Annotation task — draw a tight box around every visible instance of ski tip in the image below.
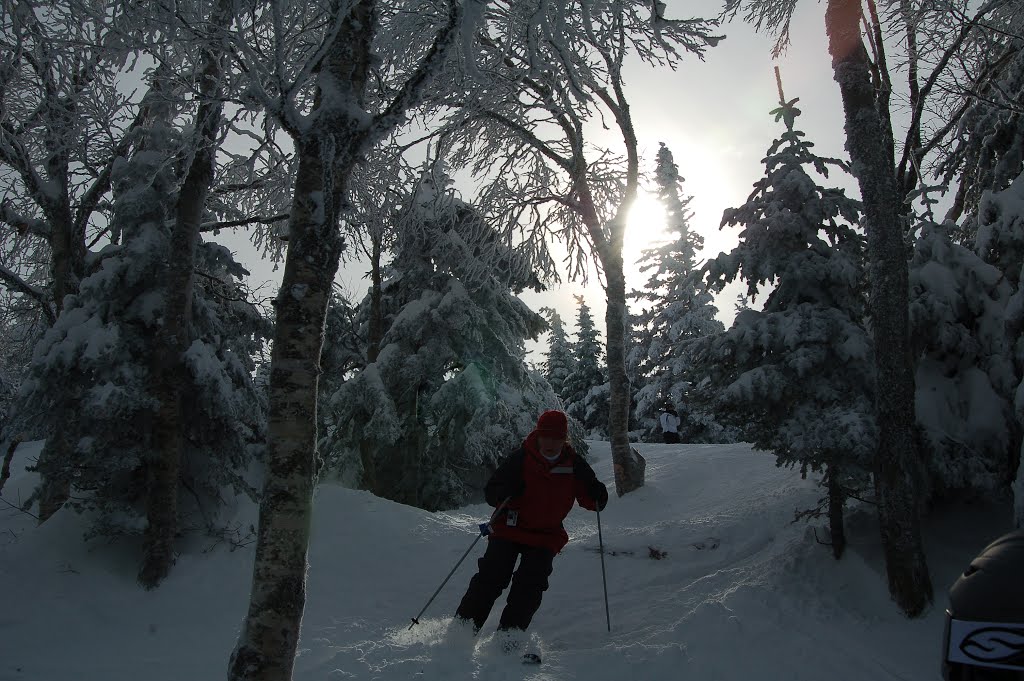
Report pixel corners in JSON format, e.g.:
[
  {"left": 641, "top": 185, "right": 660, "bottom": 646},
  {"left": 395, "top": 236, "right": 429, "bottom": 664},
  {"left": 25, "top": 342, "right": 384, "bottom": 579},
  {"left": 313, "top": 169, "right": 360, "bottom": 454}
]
[{"left": 522, "top": 653, "right": 542, "bottom": 665}]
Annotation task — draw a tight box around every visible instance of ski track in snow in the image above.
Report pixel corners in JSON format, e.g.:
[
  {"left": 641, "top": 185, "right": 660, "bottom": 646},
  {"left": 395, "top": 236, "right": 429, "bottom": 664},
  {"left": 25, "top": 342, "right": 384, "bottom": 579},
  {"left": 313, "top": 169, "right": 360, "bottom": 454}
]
[{"left": 0, "top": 440, "right": 1012, "bottom": 681}]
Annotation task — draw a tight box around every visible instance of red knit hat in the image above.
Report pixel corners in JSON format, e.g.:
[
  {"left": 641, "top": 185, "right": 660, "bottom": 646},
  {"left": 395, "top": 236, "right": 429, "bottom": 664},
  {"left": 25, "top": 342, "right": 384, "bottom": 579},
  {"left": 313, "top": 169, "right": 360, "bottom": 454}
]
[{"left": 535, "top": 410, "right": 568, "bottom": 438}]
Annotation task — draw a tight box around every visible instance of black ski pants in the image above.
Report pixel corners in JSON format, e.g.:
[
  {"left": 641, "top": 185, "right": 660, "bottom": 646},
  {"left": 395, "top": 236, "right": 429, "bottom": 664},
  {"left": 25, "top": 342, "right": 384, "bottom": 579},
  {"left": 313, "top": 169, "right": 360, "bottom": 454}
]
[{"left": 455, "top": 536, "right": 555, "bottom": 632}]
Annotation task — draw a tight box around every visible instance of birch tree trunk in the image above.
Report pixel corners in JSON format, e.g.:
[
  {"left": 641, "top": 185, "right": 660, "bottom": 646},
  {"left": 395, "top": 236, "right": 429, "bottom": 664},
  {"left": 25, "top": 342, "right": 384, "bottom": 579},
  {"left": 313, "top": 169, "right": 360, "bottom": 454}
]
[
  {"left": 139, "top": 0, "right": 232, "bottom": 589},
  {"left": 229, "top": 1, "right": 464, "bottom": 676},
  {"left": 228, "top": 131, "right": 348, "bottom": 681},
  {"left": 578, "top": 177, "right": 641, "bottom": 496},
  {"left": 825, "top": 0, "right": 932, "bottom": 617},
  {"left": 605, "top": 248, "right": 640, "bottom": 495}
]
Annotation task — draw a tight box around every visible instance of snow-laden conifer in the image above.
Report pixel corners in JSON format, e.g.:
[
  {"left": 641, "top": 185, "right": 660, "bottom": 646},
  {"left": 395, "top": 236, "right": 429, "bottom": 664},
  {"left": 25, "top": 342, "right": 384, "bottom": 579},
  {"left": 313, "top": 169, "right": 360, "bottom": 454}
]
[
  {"left": 973, "top": 171, "right": 1024, "bottom": 527},
  {"left": 13, "top": 118, "right": 269, "bottom": 539},
  {"left": 909, "top": 220, "right": 1016, "bottom": 499},
  {"left": 322, "top": 168, "right": 561, "bottom": 511},
  {"left": 541, "top": 307, "right": 576, "bottom": 405},
  {"left": 630, "top": 144, "right": 725, "bottom": 442},
  {"left": 688, "top": 98, "right": 870, "bottom": 557},
  {"left": 563, "top": 297, "right": 608, "bottom": 438},
  {"left": 435, "top": 0, "right": 720, "bottom": 495}
]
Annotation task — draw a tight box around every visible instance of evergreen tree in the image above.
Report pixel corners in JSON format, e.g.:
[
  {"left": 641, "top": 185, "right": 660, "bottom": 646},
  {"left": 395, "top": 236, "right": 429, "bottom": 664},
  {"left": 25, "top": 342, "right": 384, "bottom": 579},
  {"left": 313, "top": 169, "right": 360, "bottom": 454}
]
[
  {"left": 909, "top": 220, "right": 1017, "bottom": 501},
  {"left": 541, "top": 307, "right": 576, "bottom": 405},
  {"left": 735, "top": 291, "right": 751, "bottom": 315},
  {"left": 0, "top": 296, "right": 45, "bottom": 437},
  {"left": 13, "top": 118, "right": 269, "bottom": 540},
  {"left": 974, "top": 171, "right": 1024, "bottom": 527},
  {"left": 563, "top": 296, "right": 608, "bottom": 437},
  {"left": 321, "top": 170, "right": 565, "bottom": 510},
  {"left": 688, "top": 98, "right": 871, "bottom": 558},
  {"left": 630, "top": 143, "right": 726, "bottom": 442}
]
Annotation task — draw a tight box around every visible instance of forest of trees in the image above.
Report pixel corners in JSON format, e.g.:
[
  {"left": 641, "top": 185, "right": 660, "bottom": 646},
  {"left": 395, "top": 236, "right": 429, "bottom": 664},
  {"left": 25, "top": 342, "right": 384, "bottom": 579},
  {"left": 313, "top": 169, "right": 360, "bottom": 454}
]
[{"left": 1, "top": 0, "right": 1023, "bottom": 678}]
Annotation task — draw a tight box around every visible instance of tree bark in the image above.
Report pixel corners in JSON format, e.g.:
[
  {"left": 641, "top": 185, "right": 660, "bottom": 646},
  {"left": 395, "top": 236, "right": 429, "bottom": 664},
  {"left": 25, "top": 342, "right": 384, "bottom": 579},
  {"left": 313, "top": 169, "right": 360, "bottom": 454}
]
[
  {"left": 825, "top": 0, "right": 932, "bottom": 617},
  {"left": 366, "top": 231, "right": 384, "bottom": 363},
  {"left": 577, "top": 178, "right": 641, "bottom": 496},
  {"left": 37, "top": 430, "right": 72, "bottom": 522},
  {"left": 0, "top": 434, "right": 22, "bottom": 497},
  {"left": 228, "top": 133, "right": 347, "bottom": 681},
  {"left": 229, "top": 3, "right": 374, "bottom": 680},
  {"left": 604, "top": 249, "right": 640, "bottom": 496},
  {"left": 229, "top": 0, "right": 464, "bottom": 674},
  {"left": 827, "top": 465, "right": 846, "bottom": 560},
  {"left": 139, "top": 0, "right": 232, "bottom": 590},
  {"left": 36, "top": 106, "right": 85, "bottom": 519}
]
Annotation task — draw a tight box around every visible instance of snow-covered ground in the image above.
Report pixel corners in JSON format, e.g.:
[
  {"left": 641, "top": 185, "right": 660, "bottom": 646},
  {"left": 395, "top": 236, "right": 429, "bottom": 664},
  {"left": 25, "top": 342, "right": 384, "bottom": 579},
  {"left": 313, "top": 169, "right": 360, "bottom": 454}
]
[{"left": 0, "top": 441, "right": 1012, "bottom": 681}]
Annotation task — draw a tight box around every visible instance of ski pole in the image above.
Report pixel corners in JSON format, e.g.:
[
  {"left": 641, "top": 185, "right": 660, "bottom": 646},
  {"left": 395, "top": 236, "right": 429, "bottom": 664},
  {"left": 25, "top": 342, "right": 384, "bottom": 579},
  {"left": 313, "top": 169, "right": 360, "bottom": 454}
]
[
  {"left": 408, "top": 496, "right": 512, "bottom": 630},
  {"left": 597, "top": 507, "right": 610, "bottom": 632}
]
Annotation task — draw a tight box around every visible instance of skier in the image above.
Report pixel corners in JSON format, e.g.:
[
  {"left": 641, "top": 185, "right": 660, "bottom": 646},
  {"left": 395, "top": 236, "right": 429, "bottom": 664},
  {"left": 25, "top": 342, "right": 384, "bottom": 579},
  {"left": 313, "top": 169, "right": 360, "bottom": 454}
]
[
  {"left": 659, "top": 405, "right": 681, "bottom": 444},
  {"left": 941, "top": 528, "right": 1024, "bottom": 680},
  {"left": 454, "top": 409, "right": 608, "bottom": 645}
]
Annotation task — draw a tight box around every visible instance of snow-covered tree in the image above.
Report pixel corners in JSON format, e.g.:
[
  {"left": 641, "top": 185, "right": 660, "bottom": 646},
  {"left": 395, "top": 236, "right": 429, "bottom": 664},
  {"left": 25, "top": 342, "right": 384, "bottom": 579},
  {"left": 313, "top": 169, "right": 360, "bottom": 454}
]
[
  {"left": 0, "top": 289, "right": 45, "bottom": 436},
  {"left": 13, "top": 116, "right": 269, "bottom": 545},
  {"left": 728, "top": 0, "right": 1010, "bottom": 617},
  {"left": 734, "top": 291, "right": 751, "bottom": 315},
  {"left": 941, "top": 15, "right": 1024, "bottom": 227},
  {"left": 437, "top": 1, "right": 720, "bottom": 496},
  {"left": 227, "top": 3, "right": 474, "bottom": 676},
  {"left": 321, "top": 168, "right": 558, "bottom": 511},
  {"left": 910, "top": 221, "right": 1017, "bottom": 501},
  {"left": 973, "top": 171, "right": 1024, "bottom": 528},
  {"left": 0, "top": 0, "right": 291, "bottom": 588},
  {"left": 689, "top": 98, "right": 871, "bottom": 559},
  {"left": 541, "top": 307, "right": 576, "bottom": 404},
  {"left": 563, "top": 297, "right": 608, "bottom": 438},
  {"left": 630, "top": 144, "right": 725, "bottom": 442}
]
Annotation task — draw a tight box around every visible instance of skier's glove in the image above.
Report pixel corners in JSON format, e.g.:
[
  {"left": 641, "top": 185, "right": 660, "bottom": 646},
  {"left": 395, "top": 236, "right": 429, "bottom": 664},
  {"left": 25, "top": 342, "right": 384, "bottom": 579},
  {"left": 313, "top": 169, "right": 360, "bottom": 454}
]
[{"left": 588, "top": 479, "right": 609, "bottom": 512}]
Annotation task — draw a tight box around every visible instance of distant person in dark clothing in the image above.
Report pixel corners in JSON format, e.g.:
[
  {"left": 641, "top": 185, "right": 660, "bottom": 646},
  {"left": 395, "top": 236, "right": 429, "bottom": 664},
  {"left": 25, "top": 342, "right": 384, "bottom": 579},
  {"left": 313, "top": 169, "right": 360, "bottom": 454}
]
[
  {"left": 455, "top": 409, "right": 608, "bottom": 635},
  {"left": 660, "top": 406, "right": 681, "bottom": 444}
]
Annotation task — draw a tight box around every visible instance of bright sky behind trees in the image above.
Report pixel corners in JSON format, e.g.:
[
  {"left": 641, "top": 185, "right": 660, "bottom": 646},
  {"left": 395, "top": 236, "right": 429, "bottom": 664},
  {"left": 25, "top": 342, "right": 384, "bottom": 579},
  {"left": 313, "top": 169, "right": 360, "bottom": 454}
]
[{"left": 224, "top": 0, "right": 853, "bottom": 343}]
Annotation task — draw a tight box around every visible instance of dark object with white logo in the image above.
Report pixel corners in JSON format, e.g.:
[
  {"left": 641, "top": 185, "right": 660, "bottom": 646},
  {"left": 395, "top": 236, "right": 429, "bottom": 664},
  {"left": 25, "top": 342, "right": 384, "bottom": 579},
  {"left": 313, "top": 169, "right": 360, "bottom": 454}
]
[{"left": 942, "top": 529, "right": 1024, "bottom": 680}]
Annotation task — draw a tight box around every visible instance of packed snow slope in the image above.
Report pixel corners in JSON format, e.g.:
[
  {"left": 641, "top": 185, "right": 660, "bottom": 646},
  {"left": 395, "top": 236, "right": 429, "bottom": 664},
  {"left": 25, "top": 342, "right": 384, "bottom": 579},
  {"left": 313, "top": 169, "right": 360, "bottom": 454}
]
[{"left": 0, "top": 441, "right": 1013, "bottom": 681}]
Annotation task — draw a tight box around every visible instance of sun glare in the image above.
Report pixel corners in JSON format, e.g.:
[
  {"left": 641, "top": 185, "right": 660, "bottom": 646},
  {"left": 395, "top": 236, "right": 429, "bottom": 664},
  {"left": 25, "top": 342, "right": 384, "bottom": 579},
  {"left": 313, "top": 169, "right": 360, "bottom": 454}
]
[{"left": 625, "top": 192, "right": 669, "bottom": 259}]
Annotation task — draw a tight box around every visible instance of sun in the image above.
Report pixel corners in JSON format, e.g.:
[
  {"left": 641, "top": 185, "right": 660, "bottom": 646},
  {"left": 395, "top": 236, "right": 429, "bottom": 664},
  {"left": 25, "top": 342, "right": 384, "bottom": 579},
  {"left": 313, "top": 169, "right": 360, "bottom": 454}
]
[{"left": 624, "top": 191, "right": 669, "bottom": 260}]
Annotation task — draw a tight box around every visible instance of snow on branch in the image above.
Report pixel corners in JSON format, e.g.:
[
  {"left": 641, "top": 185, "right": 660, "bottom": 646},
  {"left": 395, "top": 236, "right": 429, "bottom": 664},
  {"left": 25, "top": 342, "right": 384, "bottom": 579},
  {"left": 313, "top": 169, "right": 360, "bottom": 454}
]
[
  {"left": 0, "top": 264, "right": 54, "bottom": 325},
  {"left": 0, "top": 200, "right": 48, "bottom": 238},
  {"left": 369, "top": 0, "right": 467, "bottom": 142}
]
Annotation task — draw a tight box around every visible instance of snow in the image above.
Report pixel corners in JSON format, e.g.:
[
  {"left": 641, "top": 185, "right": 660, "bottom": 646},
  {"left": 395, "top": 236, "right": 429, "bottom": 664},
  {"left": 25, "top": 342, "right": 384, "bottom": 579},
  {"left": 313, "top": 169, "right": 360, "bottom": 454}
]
[{"left": 0, "top": 440, "right": 1012, "bottom": 680}]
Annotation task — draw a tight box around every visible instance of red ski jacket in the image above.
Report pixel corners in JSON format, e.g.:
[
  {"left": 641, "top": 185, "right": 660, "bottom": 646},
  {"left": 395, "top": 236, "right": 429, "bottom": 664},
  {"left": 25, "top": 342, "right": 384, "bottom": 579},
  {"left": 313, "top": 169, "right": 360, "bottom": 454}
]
[{"left": 484, "top": 431, "right": 608, "bottom": 554}]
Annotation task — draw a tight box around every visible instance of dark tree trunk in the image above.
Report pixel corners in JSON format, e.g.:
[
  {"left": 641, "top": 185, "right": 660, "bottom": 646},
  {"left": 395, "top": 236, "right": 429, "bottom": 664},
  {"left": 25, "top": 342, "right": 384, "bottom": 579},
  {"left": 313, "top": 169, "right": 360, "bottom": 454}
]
[
  {"left": 827, "top": 465, "right": 846, "bottom": 560},
  {"left": 366, "top": 232, "right": 384, "bottom": 363},
  {"left": 37, "top": 430, "right": 72, "bottom": 522},
  {"left": 0, "top": 434, "right": 22, "bottom": 497},
  {"left": 37, "top": 116, "right": 83, "bottom": 519},
  {"left": 825, "top": 0, "right": 932, "bottom": 617},
  {"left": 139, "top": 0, "right": 232, "bottom": 590}
]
